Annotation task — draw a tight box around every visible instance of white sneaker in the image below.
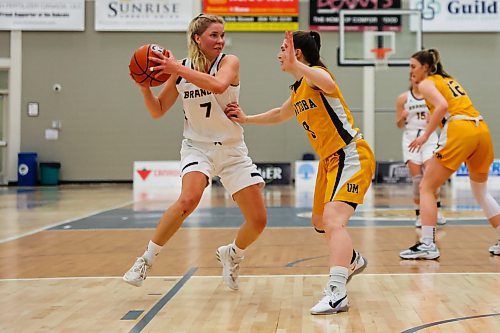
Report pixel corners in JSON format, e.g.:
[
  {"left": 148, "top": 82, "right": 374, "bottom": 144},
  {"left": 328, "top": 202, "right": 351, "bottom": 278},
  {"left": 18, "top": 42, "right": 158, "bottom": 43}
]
[
  {"left": 123, "top": 257, "right": 151, "bottom": 287},
  {"left": 489, "top": 241, "right": 500, "bottom": 256},
  {"left": 415, "top": 214, "right": 446, "bottom": 227},
  {"left": 400, "top": 242, "right": 440, "bottom": 260},
  {"left": 348, "top": 251, "right": 367, "bottom": 283},
  {"left": 437, "top": 212, "right": 447, "bottom": 225},
  {"left": 216, "top": 244, "right": 243, "bottom": 290},
  {"left": 310, "top": 284, "right": 349, "bottom": 315},
  {"left": 415, "top": 216, "right": 421, "bottom": 228}
]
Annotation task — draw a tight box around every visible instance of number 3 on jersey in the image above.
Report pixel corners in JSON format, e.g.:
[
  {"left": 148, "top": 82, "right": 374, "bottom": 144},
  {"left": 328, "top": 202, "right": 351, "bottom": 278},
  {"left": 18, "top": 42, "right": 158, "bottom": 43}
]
[
  {"left": 200, "top": 102, "right": 211, "bottom": 118},
  {"left": 302, "top": 121, "right": 317, "bottom": 139}
]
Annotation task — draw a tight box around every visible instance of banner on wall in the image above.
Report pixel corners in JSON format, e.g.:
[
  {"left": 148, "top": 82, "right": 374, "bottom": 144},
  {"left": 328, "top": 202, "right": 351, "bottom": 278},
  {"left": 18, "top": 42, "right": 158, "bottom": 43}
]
[
  {"left": 410, "top": 0, "right": 500, "bottom": 32},
  {"left": 451, "top": 159, "right": 500, "bottom": 188},
  {"left": 133, "top": 161, "right": 182, "bottom": 189},
  {"left": 374, "top": 161, "right": 411, "bottom": 184},
  {"left": 309, "top": 0, "right": 402, "bottom": 31},
  {"left": 95, "top": 0, "right": 194, "bottom": 31},
  {"left": 256, "top": 163, "right": 292, "bottom": 185},
  {"left": 203, "top": 0, "right": 299, "bottom": 31},
  {"left": 0, "top": 0, "right": 84, "bottom": 31},
  {"left": 295, "top": 160, "right": 319, "bottom": 189}
]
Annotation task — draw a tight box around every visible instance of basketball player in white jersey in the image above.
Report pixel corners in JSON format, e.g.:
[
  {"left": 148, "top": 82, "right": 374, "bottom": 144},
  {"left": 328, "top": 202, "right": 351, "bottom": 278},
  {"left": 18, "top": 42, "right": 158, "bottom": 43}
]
[
  {"left": 123, "top": 14, "right": 266, "bottom": 290},
  {"left": 396, "top": 77, "right": 446, "bottom": 227}
]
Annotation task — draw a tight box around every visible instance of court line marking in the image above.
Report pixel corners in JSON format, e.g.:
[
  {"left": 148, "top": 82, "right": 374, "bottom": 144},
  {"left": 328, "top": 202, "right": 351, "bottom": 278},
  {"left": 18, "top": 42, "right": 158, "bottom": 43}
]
[
  {"left": 1, "top": 272, "right": 498, "bottom": 282},
  {"left": 44, "top": 224, "right": 494, "bottom": 232},
  {"left": 128, "top": 267, "right": 197, "bottom": 333},
  {"left": 401, "top": 313, "right": 500, "bottom": 333},
  {"left": 0, "top": 200, "right": 134, "bottom": 244},
  {"left": 286, "top": 255, "right": 327, "bottom": 267}
]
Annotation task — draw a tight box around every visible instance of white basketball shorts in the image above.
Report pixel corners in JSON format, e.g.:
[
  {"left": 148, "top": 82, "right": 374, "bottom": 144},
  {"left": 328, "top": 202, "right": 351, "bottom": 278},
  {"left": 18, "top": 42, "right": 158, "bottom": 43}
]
[
  {"left": 180, "top": 139, "right": 264, "bottom": 196},
  {"left": 402, "top": 129, "right": 439, "bottom": 165}
]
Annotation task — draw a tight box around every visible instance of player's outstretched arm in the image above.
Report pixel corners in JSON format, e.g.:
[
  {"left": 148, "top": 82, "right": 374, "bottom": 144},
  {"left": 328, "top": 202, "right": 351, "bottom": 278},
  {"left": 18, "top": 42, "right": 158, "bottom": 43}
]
[{"left": 225, "top": 97, "right": 295, "bottom": 125}]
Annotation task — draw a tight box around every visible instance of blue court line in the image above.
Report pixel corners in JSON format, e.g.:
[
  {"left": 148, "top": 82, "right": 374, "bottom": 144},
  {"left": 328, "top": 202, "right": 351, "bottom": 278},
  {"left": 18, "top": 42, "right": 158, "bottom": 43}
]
[
  {"left": 121, "top": 310, "right": 144, "bottom": 320},
  {"left": 286, "top": 255, "right": 327, "bottom": 267},
  {"left": 401, "top": 313, "right": 500, "bottom": 332},
  {"left": 128, "top": 267, "right": 198, "bottom": 333}
]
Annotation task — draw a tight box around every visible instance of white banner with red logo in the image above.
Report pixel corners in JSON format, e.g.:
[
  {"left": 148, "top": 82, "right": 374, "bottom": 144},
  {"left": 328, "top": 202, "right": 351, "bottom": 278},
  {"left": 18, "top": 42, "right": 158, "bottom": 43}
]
[
  {"left": 134, "top": 161, "right": 182, "bottom": 188},
  {"left": 133, "top": 161, "right": 212, "bottom": 202},
  {"left": 95, "top": 0, "right": 195, "bottom": 31}
]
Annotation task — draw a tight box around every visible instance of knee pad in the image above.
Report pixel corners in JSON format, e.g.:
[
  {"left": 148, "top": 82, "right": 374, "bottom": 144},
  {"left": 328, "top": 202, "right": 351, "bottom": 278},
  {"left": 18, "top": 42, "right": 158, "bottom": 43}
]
[
  {"left": 412, "top": 175, "right": 422, "bottom": 201},
  {"left": 470, "top": 180, "right": 500, "bottom": 219}
]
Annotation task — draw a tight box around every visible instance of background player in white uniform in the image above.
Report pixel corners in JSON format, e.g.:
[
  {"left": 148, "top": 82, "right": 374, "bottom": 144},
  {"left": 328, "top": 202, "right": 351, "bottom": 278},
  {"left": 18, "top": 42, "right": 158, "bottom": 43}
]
[
  {"left": 396, "top": 78, "right": 446, "bottom": 227},
  {"left": 123, "top": 15, "right": 266, "bottom": 290}
]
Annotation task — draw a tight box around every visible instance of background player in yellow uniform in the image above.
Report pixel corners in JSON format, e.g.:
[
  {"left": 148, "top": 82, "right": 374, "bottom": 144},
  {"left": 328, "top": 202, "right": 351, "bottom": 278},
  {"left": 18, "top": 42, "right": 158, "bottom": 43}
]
[
  {"left": 400, "top": 49, "right": 500, "bottom": 259},
  {"left": 225, "top": 31, "right": 375, "bottom": 315}
]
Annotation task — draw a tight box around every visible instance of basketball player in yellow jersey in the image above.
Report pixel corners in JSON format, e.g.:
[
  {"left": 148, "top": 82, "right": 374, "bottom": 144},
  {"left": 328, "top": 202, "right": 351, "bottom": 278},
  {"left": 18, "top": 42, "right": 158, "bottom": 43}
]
[
  {"left": 225, "top": 31, "right": 375, "bottom": 315},
  {"left": 400, "top": 49, "right": 500, "bottom": 260}
]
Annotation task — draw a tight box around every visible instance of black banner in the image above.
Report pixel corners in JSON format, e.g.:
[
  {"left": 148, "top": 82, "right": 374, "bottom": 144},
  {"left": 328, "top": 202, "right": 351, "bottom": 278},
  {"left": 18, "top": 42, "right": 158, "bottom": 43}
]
[
  {"left": 375, "top": 161, "right": 411, "bottom": 184},
  {"left": 309, "top": 0, "right": 401, "bottom": 31},
  {"left": 256, "top": 163, "right": 292, "bottom": 185}
]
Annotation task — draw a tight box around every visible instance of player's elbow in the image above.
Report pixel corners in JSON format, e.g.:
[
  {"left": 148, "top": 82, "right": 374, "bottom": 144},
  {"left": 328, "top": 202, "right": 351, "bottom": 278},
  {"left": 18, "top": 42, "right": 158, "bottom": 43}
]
[{"left": 211, "top": 84, "right": 227, "bottom": 95}]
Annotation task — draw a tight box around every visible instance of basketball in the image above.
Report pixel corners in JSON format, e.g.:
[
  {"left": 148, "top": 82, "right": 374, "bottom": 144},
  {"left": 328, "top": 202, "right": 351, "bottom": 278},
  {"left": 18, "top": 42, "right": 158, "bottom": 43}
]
[{"left": 129, "top": 44, "right": 171, "bottom": 87}]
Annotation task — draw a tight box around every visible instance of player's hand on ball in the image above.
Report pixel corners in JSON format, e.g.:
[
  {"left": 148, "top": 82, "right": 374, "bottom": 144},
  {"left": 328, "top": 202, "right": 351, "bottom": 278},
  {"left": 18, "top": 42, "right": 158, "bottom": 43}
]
[{"left": 149, "top": 50, "right": 178, "bottom": 77}]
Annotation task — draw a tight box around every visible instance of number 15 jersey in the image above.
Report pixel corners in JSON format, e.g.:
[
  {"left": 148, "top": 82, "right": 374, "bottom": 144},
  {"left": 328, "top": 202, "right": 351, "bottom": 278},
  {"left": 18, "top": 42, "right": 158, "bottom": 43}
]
[{"left": 176, "top": 53, "right": 244, "bottom": 144}]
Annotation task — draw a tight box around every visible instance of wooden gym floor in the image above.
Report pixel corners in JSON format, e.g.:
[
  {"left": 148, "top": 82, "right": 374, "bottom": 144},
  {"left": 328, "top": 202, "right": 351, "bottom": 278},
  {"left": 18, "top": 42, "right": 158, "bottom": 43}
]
[{"left": 0, "top": 183, "right": 498, "bottom": 333}]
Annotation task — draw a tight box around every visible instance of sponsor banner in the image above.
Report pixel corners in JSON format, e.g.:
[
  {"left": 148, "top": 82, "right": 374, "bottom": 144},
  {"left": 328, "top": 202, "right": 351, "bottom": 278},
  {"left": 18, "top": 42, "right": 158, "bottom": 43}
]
[
  {"left": 309, "top": 0, "right": 402, "bottom": 31},
  {"left": 256, "top": 162, "right": 291, "bottom": 185},
  {"left": 203, "top": 0, "right": 299, "bottom": 31},
  {"left": 451, "top": 159, "right": 500, "bottom": 188},
  {"left": 295, "top": 160, "right": 319, "bottom": 189},
  {"left": 375, "top": 161, "right": 411, "bottom": 184},
  {"left": 95, "top": 0, "right": 194, "bottom": 31},
  {"left": 0, "top": 0, "right": 84, "bottom": 31},
  {"left": 411, "top": 0, "right": 499, "bottom": 32},
  {"left": 134, "top": 161, "right": 182, "bottom": 189}
]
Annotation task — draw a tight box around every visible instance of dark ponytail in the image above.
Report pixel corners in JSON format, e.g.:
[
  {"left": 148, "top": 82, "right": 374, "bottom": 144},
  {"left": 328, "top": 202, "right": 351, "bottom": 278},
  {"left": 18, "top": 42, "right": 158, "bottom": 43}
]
[
  {"left": 293, "top": 31, "right": 327, "bottom": 68},
  {"left": 411, "top": 48, "right": 451, "bottom": 78}
]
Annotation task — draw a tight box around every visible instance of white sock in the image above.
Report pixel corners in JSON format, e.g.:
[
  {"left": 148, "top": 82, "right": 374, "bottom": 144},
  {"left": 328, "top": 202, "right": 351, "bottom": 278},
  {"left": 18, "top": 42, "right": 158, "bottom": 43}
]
[
  {"left": 142, "top": 240, "right": 162, "bottom": 265},
  {"left": 328, "top": 266, "right": 348, "bottom": 293},
  {"left": 496, "top": 226, "right": 500, "bottom": 240},
  {"left": 421, "top": 226, "right": 435, "bottom": 245},
  {"left": 232, "top": 241, "right": 245, "bottom": 257}
]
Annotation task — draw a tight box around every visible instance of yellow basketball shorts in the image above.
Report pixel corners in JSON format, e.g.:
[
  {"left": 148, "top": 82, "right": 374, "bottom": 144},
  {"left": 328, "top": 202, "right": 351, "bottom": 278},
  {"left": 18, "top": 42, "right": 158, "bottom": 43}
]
[
  {"left": 435, "top": 120, "right": 494, "bottom": 173},
  {"left": 312, "top": 139, "right": 375, "bottom": 215}
]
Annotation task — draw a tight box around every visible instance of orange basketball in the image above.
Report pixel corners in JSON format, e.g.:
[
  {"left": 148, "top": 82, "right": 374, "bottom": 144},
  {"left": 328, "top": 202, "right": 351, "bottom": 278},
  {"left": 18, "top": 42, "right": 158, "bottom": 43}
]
[{"left": 129, "top": 44, "right": 171, "bottom": 87}]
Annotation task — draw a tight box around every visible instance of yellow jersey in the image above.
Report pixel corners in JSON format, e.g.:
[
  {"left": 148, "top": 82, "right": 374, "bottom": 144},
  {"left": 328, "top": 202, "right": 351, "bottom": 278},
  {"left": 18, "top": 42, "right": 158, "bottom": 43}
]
[
  {"left": 426, "top": 74, "right": 479, "bottom": 118},
  {"left": 290, "top": 66, "right": 359, "bottom": 160}
]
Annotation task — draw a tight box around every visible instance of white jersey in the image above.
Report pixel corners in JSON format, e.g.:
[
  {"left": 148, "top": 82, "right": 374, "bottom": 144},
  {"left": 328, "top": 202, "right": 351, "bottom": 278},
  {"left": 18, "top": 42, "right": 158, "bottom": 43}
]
[
  {"left": 404, "top": 90, "right": 429, "bottom": 130},
  {"left": 402, "top": 90, "right": 438, "bottom": 164},
  {"left": 176, "top": 53, "right": 244, "bottom": 144}
]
